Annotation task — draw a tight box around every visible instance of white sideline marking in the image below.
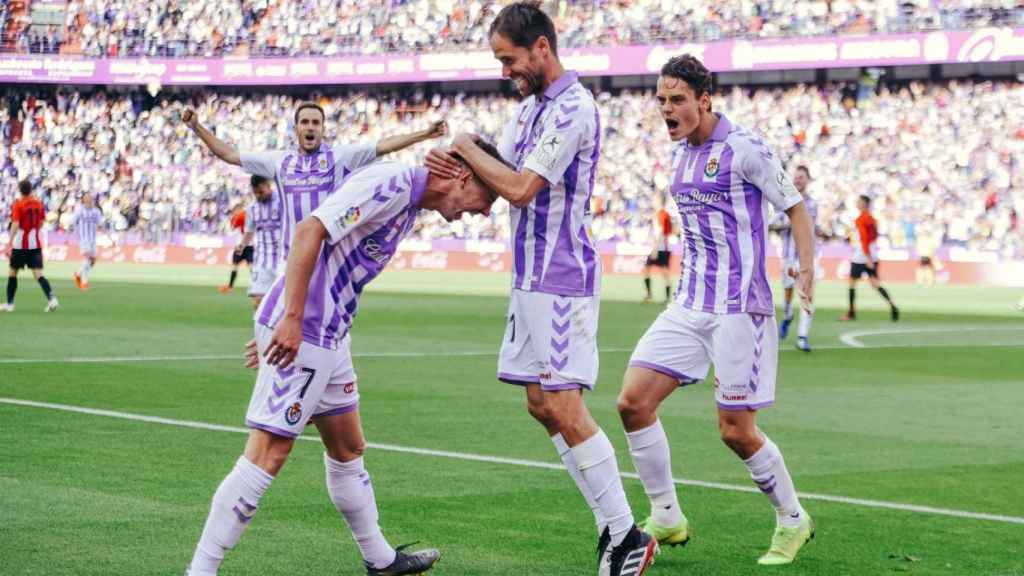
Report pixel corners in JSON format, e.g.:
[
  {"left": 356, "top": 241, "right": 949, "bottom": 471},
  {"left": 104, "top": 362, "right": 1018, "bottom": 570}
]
[
  {"left": 839, "top": 326, "right": 1024, "bottom": 348},
  {"left": 2, "top": 397, "right": 1022, "bottom": 526}
]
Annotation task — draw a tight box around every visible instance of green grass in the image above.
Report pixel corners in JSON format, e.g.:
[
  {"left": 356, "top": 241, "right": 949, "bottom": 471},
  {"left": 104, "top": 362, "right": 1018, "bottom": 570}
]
[{"left": 1, "top": 262, "right": 1023, "bottom": 575}]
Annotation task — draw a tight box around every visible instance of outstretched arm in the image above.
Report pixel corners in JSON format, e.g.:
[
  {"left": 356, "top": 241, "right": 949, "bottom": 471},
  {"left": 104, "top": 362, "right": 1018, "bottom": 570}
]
[
  {"left": 375, "top": 120, "right": 448, "bottom": 157},
  {"left": 263, "top": 217, "right": 327, "bottom": 368},
  {"left": 182, "top": 109, "right": 241, "bottom": 166}
]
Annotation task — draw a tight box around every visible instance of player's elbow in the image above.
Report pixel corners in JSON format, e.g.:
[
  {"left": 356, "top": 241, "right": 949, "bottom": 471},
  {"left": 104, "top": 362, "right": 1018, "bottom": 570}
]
[{"left": 507, "top": 186, "right": 535, "bottom": 209}]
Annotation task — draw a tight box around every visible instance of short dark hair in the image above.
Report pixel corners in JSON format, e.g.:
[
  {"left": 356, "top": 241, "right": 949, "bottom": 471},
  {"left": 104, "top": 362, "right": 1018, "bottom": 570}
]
[
  {"left": 796, "top": 165, "right": 811, "bottom": 178},
  {"left": 450, "top": 139, "right": 515, "bottom": 171},
  {"left": 251, "top": 174, "right": 269, "bottom": 188},
  {"left": 489, "top": 1, "right": 558, "bottom": 56},
  {"left": 661, "top": 54, "right": 713, "bottom": 98},
  {"left": 859, "top": 194, "right": 872, "bottom": 206},
  {"left": 18, "top": 179, "right": 31, "bottom": 196},
  {"left": 294, "top": 102, "right": 325, "bottom": 124}
]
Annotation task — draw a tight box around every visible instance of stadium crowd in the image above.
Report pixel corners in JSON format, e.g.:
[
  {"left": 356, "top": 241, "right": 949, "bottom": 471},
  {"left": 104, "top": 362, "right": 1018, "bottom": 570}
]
[
  {"left": 10, "top": 0, "right": 1024, "bottom": 57},
  {"left": 1, "top": 78, "right": 1022, "bottom": 257}
]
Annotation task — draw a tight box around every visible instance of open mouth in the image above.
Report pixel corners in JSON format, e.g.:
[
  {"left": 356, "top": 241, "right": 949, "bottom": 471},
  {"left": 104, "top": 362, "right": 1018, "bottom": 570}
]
[{"left": 665, "top": 118, "right": 679, "bottom": 130}]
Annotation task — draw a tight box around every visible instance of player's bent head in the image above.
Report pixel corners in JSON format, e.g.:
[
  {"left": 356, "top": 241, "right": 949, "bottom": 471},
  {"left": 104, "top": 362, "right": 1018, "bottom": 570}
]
[
  {"left": 656, "top": 54, "right": 714, "bottom": 141},
  {"left": 434, "top": 139, "right": 507, "bottom": 222},
  {"left": 293, "top": 102, "right": 326, "bottom": 152},
  {"left": 251, "top": 174, "right": 272, "bottom": 200},
  {"left": 18, "top": 179, "right": 32, "bottom": 196},
  {"left": 489, "top": 1, "right": 557, "bottom": 97}
]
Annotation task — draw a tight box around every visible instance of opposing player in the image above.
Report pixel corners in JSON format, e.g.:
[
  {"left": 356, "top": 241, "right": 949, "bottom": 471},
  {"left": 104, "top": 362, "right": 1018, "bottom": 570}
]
[
  {"left": 219, "top": 203, "right": 253, "bottom": 294},
  {"left": 616, "top": 55, "right": 816, "bottom": 565},
  {"left": 841, "top": 195, "right": 899, "bottom": 321},
  {"left": 71, "top": 193, "right": 103, "bottom": 291},
  {"left": 643, "top": 195, "right": 674, "bottom": 304},
  {"left": 3, "top": 180, "right": 58, "bottom": 312},
  {"left": 241, "top": 175, "right": 282, "bottom": 308},
  {"left": 427, "top": 4, "right": 655, "bottom": 575},
  {"left": 185, "top": 147, "right": 501, "bottom": 576},
  {"left": 770, "top": 165, "right": 818, "bottom": 351},
  {"left": 183, "top": 102, "right": 446, "bottom": 260}
]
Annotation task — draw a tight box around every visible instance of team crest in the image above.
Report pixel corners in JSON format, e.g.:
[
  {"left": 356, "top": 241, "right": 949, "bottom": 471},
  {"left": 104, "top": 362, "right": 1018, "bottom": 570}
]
[
  {"left": 704, "top": 158, "right": 720, "bottom": 178},
  {"left": 284, "top": 402, "right": 303, "bottom": 425},
  {"left": 318, "top": 156, "right": 329, "bottom": 171}
]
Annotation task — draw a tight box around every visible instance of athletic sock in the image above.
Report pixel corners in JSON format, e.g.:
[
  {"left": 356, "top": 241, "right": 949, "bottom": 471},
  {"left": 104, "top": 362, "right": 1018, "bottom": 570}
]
[
  {"left": 643, "top": 277, "right": 651, "bottom": 298},
  {"left": 81, "top": 259, "right": 92, "bottom": 282},
  {"left": 228, "top": 270, "right": 238, "bottom": 288},
  {"left": 189, "top": 456, "right": 273, "bottom": 575},
  {"left": 743, "top": 437, "right": 805, "bottom": 528},
  {"left": 783, "top": 300, "right": 794, "bottom": 321},
  {"left": 798, "top": 307, "right": 813, "bottom": 339},
  {"left": 552, "top": 433, "right": 606, "bottom": 534},
  {"left": 848, "top": 288, "right": 856, "bottom": 315},
  {"left": 6, "top": 276, "right": 16, "bottom": 304},
  {"left": 324, "top": 454, "right": 396, "bottom": 569},
  {"left": 37, "top": 276, "right": 53, "bottom": 300},
  {"left": 625, "top": 420, "right": 682, "bottom": 527},
  {"left": 572, "top": 430, "right": 635, "bottom": 546},
  {"left": 878, "top": 286, "right": 893, "bottom": 305},
  {"left": 665, "top": 285, "right": 671, "bottom": 301}
]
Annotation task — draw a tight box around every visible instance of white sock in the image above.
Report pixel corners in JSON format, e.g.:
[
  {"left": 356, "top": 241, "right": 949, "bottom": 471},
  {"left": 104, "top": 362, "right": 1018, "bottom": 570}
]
[
  {"left": 783, "top": 300, "right": 794, "bottom": 321},
  {"left": 744, "top": 437, "right": 805, "bottom": 528},
  {"left": 625, "top": 420, "right": 682, "bottom": 527},
  {"left": 798, "top": 307, "right": 813, "bottom": 339},
  {"left": 571, "top": 429, "right": 635, "bottom": 546},
  {"left": 552, "top": 433, "right": 606, "bottom": 534},
  {"left": 324, "top": 453, "right": 396, "bottom": 569},
  {"left": 189, "top": 456, "right": 273, "bottom": 575},
  {"left": 82, "top": 260, "right": 92, "bottom": 282}
]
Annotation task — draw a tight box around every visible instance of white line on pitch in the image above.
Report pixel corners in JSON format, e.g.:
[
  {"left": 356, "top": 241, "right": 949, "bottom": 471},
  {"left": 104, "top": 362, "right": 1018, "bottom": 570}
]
[
  {"left": 1, "top": 396, "right": 1022, "bottom": 526},
  {"left": 839, "top": 325, "right": 1024, "bottom": 348}
]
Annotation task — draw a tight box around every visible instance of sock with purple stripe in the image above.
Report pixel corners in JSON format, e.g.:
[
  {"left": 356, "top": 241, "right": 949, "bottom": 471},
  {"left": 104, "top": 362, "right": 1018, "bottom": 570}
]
[
  {"left": 744, "top": 436, "right": 804, "bottom": 528},
  {"left": 189, "top": 456, "right": 273, "bottom": 576}
]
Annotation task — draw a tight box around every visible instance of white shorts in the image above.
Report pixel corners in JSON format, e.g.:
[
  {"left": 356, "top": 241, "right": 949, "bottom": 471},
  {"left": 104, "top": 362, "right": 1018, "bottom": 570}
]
[
  {"left": 498, "top": 289, "right": 599, "bottom": 391},
  {"left": 628, "top": 303, "right": 778, "bottom": 411},
  {"left": 245, "top": 323, "right": 360, "bottom": 438},
  {"left": 81, "top": 243, "right": 96, "bottom": 258},
  {"left": 248, "top": 266, "right": 279, "bottom": 297}
]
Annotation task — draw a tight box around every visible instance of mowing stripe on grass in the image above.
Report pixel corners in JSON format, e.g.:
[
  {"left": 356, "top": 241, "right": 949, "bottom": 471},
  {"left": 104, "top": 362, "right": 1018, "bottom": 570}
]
[
  {"left": 839, "top": 325, "right": 1024, "bottom": 348},
  {"left": 2, "top": 396, "right": 1023, "bottom": 526}
]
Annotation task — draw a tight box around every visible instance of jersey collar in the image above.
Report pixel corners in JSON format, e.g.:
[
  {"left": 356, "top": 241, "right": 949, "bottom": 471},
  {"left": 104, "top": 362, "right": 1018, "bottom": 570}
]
[
  {"left": 542, "top": 70, "right": 578, "bottom": 102},
  {"left": 410, "top": 167, "right": 429, "bottom": 208},
  {"left": 709, "top": 113, "right": 732, "bottom": 142}
]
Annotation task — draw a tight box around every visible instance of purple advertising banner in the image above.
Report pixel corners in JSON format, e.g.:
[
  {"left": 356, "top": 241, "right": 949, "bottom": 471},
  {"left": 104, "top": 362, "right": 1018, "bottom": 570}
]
[{"left": 1, "top": 27, "right": 1022, "bottom": 86}]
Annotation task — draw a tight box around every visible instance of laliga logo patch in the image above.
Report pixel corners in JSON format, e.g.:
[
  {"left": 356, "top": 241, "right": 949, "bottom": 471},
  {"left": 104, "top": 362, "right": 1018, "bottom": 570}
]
[
  {"left": 704, "top": 158, "right": 720, "bottom": 178},
  {"left": 285, "top": 402, "right": 303, "bottom": 425},
  {"left": 339, "top": 206, "right": 361, "bottom": 228}
]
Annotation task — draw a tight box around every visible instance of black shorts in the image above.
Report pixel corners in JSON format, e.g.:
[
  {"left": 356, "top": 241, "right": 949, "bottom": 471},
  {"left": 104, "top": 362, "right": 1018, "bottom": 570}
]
[
  {"left": 850, "top": 262, "right": 879, "bottom": 279},
  {"left": 646, "top": 250, "right": 671, "bottom": 268},
  {"left": 232, "top": 245, "right": 254, "bottom": 265},
  {"left": 10, "top": 248, "right": 44, "bottom": 270},
  {"left": 919, "top": 256, "right": 933, "bottom": 267}
]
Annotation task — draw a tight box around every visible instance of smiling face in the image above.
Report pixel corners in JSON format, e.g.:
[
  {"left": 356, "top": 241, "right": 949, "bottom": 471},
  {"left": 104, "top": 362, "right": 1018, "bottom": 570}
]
[
  {"left": 294, "top": 107, "right": 325, "bottom": 153},
  {"left": 793, "top": 168, "right": 810, "bottom": 193},
  {"left": 656, "top": 75, "right": 709, "bottom": 142},
  {"left": 490, "top": 32, "right": 547, "bottom": 98}
]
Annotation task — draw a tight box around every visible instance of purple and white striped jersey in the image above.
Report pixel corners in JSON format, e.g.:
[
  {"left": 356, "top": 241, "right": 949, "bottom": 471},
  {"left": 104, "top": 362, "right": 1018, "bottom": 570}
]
[
  {"left": 774, "top": 195, "right": 817, "bottom": 262},
  {"left": 240, "top": 142, "right": 377, "bottom": 258},
  {"left": 256, "top": 162, "right": 426, "bottom": 349},
  {"left": 72, "top": 206, "right": 102, "bottom": 246},
  {"left": 497, "top": 71, "right": 600, "bottom": 297},
  {"left": 244, "top": 197, "right": 283, "bottom": 271},
  {"left": 669, "top": 114, "right": 803, "bottom": 316}
]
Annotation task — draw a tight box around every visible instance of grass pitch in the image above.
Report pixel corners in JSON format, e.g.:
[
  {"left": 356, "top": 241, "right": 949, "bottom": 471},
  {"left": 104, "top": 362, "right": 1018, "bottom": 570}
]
[{"left": 1, "top": 262, "right": 1022, "bottom": 575}]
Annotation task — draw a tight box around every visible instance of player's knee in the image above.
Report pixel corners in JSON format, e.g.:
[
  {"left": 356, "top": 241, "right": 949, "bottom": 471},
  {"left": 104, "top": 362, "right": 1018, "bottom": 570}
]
[
  {"left": 616, "top": 390, "right": 651, "bottom": 426},
  {"left": 526, "top": 397, "right": 555, "bottom": 427},
  {"left": 718, "top": 422, "right": 757, "bottom": 453}
]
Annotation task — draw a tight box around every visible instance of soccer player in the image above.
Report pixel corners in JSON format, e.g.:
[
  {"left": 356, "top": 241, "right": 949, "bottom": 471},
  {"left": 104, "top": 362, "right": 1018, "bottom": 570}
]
[
  {"left": 182, "top": 103, "right": 446, "bottom": 260},
  {"left": 427, "top": 4, "right": 656, "bottom": 575},
  {"left": 643, "top": 194, "right": 674, "bottom": 304},
  {"left": 3, "top": 180, "right": 57, "bottom": 312},
  {"left": 841, "top": 194, "right": 899, "bottom": 321},
  {"left": 219, "top": 203, "right": 253, "bottom": 294},
  {"left": 71, "top": 193, "right": 103, "bottom": 291},
  {"left": 616, "top": 55, "right": 816, "bottom": 566},
  {"left": 241, "top": 175, "right": 282, "bottom": 308},
  {"left": 185, "top": 148, "right": 502, "bottom": 576},
  {"left": 770, "top": 165, "right": 818, "bottom": 351}
]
